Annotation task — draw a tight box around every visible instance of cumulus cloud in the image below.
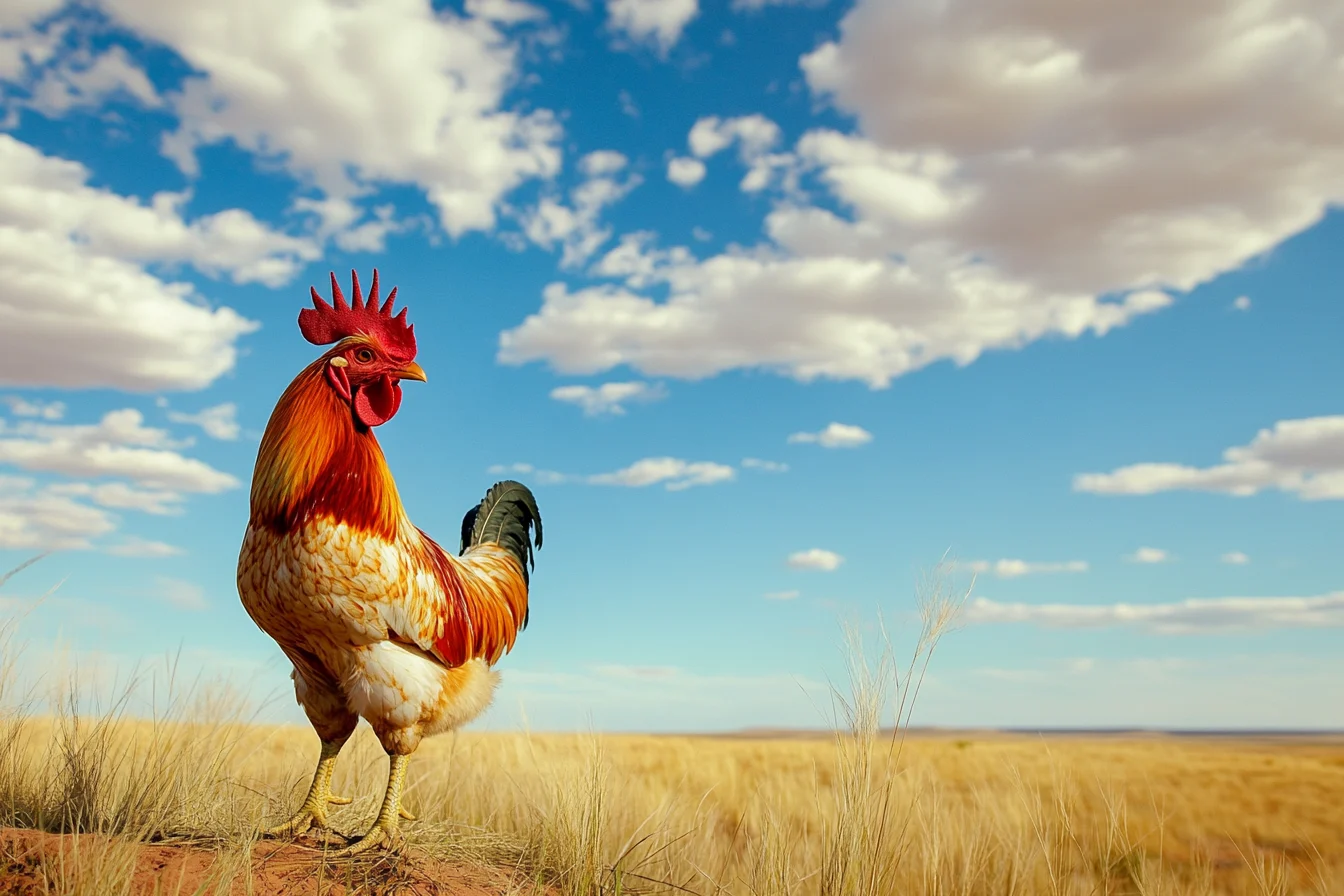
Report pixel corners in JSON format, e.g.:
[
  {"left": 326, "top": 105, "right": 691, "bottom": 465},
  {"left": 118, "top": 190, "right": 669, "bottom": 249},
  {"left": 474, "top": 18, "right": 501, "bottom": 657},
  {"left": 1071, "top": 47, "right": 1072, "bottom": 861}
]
[
  {"left": 0, "top": 136, "right": 264, "bottom": 391},
  {"left": 588, "top": 456, "right": 734, "bottom": 490},
  {"left": 501, "top": 0, "right": 1344, "bottom": 390},
  {"left": 46, "top": 481, "right": 185, "bottom": 516},
  {"left": 167, "top": 403, "right": 240, "bottom": 440},
  {"left": 963, "top": 592, "right": 1344, "bottom": 635},
  {"left": 93, "top": 0, "right": 562, "bottom": 238},
  {"left": 24, "top": 44, "right": 161, "bottom": 116},
  {"left": 787, "top": 548, "right": 843, "bottom": 571},
  {"left": 498, "top": 232, "right": 1173, "bottom": 389},
  {"left": 787, "top": 422, "right": 872, "bottom": 448},
  {"left": 0, "top": 475, "right": 114, "bottom": 550},
  {"left": 801, "top": 0, "right": 1344, "bottom": 297},
  {"left": 732, "top": 0, "right": 824, "bottom": 8},
  {"left": 465, "top": 0, "right": 547, "bottom": 24},
  {"left": 962, "top": 559, "right": 1088, "bottom": 579},
  {"left": 688, "top": 114, "right": 782, "bottom": 160},
  {"left": 2, "top": 135, "right": 318, "bottom": 286},
  {"left": 605, "top": 0, "right": 699, "bottom": 54},
  {"left": 485, "top": 462, "right": 569, "bottom": 486},
  {"left": 549, "top": 381, "right": 666, "bottom": 416},
  {"left": 1075, "top": 416, "right": 1344, "bottom": 502},
  {"left": 522, "top": 151, "right": 641, "bottom": 268},
  {"left": 742, "top": 457, "right": 788, "bottom": 473},
  {"left": 1233, "top": 295, "right": 1252, "bottom": 311},
  {"left": 2, "top": 397, "right": 64, "bottom": 420},
  {"left": 1221, "top": 551, "right": 1251, "bottom": 565},
  {"left": 0, "top": 408, "right": 238, "bottom": 494},
  {"left": 667, "top": 156, "right": 707, "bottom": 187},
  {"left": 1127, "top": 547, "right": 1171, "bottom": 564}
]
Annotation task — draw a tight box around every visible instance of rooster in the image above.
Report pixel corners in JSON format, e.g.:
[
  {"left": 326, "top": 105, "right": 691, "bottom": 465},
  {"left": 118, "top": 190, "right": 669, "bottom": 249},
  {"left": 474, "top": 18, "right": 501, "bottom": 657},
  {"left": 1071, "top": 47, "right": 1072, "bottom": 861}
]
[{"left": 237, "top": 269, "right": 541, "bottom": 856}]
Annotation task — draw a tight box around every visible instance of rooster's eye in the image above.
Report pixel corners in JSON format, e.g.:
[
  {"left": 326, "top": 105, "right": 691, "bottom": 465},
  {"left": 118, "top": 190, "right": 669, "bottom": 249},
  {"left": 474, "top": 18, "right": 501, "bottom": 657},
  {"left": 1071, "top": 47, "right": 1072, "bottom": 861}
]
[{"left": 355, "top": 349, "right": 374, "bottom": 364}]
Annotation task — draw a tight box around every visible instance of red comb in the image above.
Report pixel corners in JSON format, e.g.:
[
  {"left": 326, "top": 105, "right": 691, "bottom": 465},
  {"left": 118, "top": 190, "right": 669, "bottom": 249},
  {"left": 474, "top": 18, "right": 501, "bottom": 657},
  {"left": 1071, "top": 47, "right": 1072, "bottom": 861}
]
[{"left": 298, "top": 269, "right": 416, "bottom": 362}]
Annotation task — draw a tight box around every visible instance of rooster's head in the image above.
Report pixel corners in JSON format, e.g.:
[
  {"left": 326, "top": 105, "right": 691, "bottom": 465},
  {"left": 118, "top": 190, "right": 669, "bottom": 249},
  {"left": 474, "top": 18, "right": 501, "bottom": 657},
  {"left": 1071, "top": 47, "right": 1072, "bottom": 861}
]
[{"left": 299, "top": 269, "right": 426, "bottom": 428}]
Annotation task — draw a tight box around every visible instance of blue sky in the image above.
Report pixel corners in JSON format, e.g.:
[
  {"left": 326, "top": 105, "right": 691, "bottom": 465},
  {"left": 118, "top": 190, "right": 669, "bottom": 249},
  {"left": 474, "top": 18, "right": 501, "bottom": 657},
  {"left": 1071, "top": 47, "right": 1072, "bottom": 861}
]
[{"left": 1, "top": 0, "right": 1341, "bottom": 732}]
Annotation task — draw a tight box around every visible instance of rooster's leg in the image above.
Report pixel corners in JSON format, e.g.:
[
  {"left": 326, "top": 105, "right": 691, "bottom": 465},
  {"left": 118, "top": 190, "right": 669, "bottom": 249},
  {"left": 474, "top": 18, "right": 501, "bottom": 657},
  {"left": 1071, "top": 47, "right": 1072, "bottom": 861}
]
[
  {"left": 329, "top": 752, "right": 412, "bottom": 857},
  {"left": 261, "top": 739, "right": 352, "bottom": 840}
]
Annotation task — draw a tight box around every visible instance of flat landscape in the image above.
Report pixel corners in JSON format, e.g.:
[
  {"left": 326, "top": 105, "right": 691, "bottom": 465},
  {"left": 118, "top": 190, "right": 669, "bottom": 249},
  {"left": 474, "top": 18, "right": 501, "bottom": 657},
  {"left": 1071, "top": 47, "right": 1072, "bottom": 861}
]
[{"left": 3, "top": 699, "right": 1341, "bottom": 895}]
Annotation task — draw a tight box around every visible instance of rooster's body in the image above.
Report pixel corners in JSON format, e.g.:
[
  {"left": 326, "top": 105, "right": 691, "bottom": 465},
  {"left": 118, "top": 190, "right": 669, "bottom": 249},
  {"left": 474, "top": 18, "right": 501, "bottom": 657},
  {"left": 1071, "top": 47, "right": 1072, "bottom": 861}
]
[{"left": 236, "top": 270, "right": 540, "bottom": 855}]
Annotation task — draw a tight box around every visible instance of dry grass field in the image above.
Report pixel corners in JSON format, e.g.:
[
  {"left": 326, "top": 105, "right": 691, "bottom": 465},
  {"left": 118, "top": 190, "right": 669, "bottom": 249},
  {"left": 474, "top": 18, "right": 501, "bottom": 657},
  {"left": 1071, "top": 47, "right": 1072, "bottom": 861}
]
[{"left": 2, "top": 597, "right": 1342, "bottom": 895}]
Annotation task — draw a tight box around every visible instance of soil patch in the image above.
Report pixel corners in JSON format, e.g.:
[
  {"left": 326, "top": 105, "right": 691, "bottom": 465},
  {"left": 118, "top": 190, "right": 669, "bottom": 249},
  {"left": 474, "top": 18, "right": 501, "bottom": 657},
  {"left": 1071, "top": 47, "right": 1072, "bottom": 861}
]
[{"left": 0, "top": 826, "right": 548, "bottom": 895}]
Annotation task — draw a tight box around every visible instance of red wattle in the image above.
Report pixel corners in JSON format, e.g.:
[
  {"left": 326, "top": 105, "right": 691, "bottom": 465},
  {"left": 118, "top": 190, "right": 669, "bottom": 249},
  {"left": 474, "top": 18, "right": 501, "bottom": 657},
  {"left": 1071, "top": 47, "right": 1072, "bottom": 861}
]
[
  {"left": 353, "top": 375, "right": 402, "bottom": 427},
  {"left": 325, "top": 364, "right": 352, "bottom": 401}
]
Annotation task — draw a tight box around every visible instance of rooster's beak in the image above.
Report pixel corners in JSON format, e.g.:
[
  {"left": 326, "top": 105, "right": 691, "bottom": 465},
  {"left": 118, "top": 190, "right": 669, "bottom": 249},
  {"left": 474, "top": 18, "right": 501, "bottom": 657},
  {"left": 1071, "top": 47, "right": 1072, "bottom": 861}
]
[{"left": 397, "top": 362, "right": 427, "bottom": 383}]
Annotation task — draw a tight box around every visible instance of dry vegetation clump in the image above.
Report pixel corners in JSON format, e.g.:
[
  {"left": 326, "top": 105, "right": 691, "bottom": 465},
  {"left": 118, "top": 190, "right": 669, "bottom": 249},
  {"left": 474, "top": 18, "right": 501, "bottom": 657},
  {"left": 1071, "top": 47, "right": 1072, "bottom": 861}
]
[{"left": 1, "top": 563, "right": 1341, "bottom": 895}]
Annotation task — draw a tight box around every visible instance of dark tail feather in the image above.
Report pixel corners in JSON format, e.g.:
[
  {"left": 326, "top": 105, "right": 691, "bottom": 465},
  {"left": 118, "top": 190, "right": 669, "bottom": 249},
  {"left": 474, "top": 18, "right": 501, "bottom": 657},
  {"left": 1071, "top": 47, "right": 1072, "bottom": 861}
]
[{"left": 460, "top": 480, "right": 543, "bottom": 589}]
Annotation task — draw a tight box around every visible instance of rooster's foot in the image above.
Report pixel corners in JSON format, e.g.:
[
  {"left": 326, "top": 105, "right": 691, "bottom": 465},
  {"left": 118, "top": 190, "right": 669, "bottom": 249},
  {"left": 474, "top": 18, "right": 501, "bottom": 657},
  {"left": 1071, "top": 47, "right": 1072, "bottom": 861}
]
[
  {"left": 327, "top": 820, "right": 405, "bottom": 858},
  {"left": 260, "top": 793, "right": 351, "bottom": 840}
]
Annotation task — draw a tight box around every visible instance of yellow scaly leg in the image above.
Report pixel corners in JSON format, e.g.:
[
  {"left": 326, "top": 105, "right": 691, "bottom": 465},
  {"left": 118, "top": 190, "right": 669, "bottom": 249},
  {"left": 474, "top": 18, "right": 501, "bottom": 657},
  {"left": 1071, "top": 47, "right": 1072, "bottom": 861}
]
[
  {"left": 261, "top": 740, "right": 352, "bottom": 840},
  {"left": 330, "top": 753, "right": 413, "bottom": 857}
]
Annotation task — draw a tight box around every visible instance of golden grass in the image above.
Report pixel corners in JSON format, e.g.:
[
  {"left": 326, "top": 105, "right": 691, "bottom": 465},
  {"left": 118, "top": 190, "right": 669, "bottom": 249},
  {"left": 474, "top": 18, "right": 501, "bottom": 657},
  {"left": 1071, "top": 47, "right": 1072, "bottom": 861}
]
[{"left": 2, "top": 570, "right": 1342, "bottom": 895}]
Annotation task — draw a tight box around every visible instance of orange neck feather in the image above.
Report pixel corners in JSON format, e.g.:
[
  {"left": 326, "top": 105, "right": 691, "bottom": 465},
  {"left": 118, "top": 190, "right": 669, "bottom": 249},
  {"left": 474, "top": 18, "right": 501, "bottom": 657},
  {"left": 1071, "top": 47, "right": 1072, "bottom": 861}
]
[{"left": 249, "top": 358, "right": 405, "bottom": 539}]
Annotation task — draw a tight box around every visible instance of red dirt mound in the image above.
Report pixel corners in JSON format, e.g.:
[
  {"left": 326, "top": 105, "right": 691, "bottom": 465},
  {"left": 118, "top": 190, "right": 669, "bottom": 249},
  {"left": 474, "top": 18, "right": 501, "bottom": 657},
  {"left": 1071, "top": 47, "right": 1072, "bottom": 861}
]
[{"left": 0, "top": 826, "right": 550, "bottom": 895}]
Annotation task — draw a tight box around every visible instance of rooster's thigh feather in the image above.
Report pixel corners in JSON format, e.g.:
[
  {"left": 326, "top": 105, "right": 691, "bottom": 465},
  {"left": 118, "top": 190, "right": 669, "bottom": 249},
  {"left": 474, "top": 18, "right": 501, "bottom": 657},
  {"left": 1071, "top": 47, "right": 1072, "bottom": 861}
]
[
  {"left": 289, "top": 659, "right": 359, "bottom": 746},
  {"left": 352, "top": 642, "right": 499, "bottom": 754}
]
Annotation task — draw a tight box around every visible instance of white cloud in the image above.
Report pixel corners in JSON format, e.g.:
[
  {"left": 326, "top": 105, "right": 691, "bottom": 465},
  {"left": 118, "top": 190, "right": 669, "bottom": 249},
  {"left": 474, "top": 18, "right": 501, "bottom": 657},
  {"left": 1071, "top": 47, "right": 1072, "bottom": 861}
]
[
  {"left": 731, "top": 0, "right": 825, "bottom": 9},
  {"left": 167, "top": 403, "right": 240, "bottom": 440},
  {"left": 488, "top": 455, "right": 734, "bottom": 489},
  {"left": 0, "top": 475, "right": 114, "bottom": 550},
  {"left": 1075, "top": 416, "right": 1344, "bottom": 501},
  {"left": 549, "top": 381, "right": 666, "bottom": 416},
  {"left": 0, "top": 4, "right": 64, "bottom": 83},
  {"left": 1233, "top": 295, "right": 1252, "bottom": 311},
  {"left": 1221, "top": 551, "right": 1251, "bottom": 565},
  {"left": 46, "top": 481, "right": 184, "bottom": 516},
  {"left": 25, "top": 44, "right": 160, "bottom": 116},
  {"left": 153, "top": 576, "right": 207, "bottom": 611},
  {"left": 105, "top": 536, "right": 183, "bottom": 558},
  {"left": 2, "top": 397, "right": 64, "bottom": 420},
  {"left": 0, "top": 408, "right": 238, "bottom": 494},
  {"left": 962, "top": 559, "right": 1088, "bottom": 579},
  {"left": 787, "top": 422, "right": 872, "bottom": 448},
  {"left": 465, "top": 0, "right": 547, "bottom": 24},
  {"left": 741, "top": 457, "right": 788, "bottom": 473},
  {"left": 498, "top": 236, "right": 1172, "bottom": 389},
  {"left": 801, "top": 0, "right": 1344, "bottom": 298},
  {"left": 0, "top": 136, "right": 264, "bottom": 392},
  {"left": 522, "top": 152, "right": 641, "bottom": 268},
  {"left": 588, "top": 456, "right": 734, "bottom": 490},
  {"left": 764, "top": 589, "right": 800, "bottom": 600},
  {"left": 617, "top": 89, "right": 640, "bottom": 118},
  {"left": 501, "top": 0, "right": 1344, "bottom": 390},
  {"left": 2, "top": 135, "right": 319, "bottom": 286},
  {"left": 787, "top": 548, "right": 843, "bottom": 571},
  {"left": 688, "top": 114, "right": 781, "bottom": 160},
  {"left": 579, "top": 151, "right": 628, "bottom": 179},
  {"left": 962, "top": 592, "right": 1344, "bottom": 635},
  {"left": 98, "top": 0, "right": 561, "bottom": 238},
  {"left": 292, "top": 197, "right": 423, "bottom": 255},
  {"left": 666, "top": 156, "right": 707, "bottom": 187},
  {"left": 1127, "top": 547, "right": 1171, "bottom": 564},
  {"left": 485, "top": 462, "right": 569, "bottom": 486},
  {"left": 605, "top": 0, "right": 699, "bottom": 54}
]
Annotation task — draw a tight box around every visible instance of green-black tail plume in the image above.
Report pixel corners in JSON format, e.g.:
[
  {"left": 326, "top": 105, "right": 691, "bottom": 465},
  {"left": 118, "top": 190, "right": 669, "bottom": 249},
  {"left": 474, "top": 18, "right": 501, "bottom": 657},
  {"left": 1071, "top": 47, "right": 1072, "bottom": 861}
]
[{"left": 460, "top": 480, "right": 543, "bottom": 589}]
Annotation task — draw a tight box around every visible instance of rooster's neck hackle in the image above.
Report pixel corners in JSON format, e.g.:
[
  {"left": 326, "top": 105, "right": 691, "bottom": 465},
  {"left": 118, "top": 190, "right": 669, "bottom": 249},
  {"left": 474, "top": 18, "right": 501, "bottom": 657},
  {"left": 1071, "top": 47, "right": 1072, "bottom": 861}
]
[{"left": 250, "top": 360, "right": 405, "bottom": 539}]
